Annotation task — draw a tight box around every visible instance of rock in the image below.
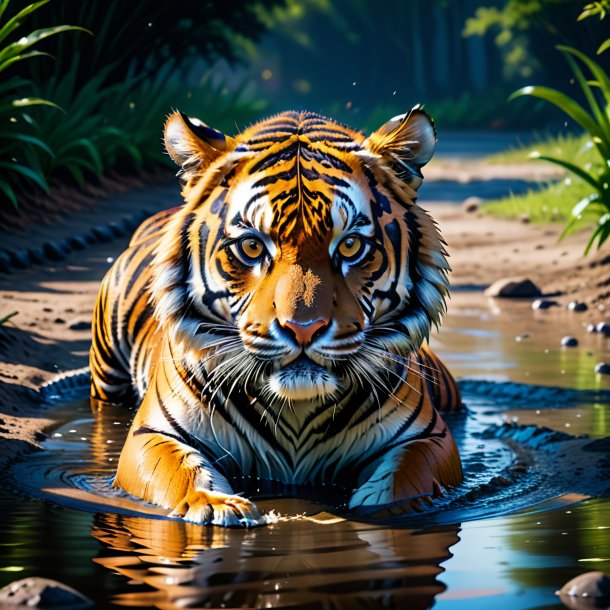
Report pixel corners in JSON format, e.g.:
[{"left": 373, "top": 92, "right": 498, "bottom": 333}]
[
  {"left": 519, "top": 213, "right": 530, "bottom": 224},
  {"left": 461, "top": 196, "right": 482, "bottom": 213},
  {"left": 587, "top": 324, "right": 598, "bottom": 333},
  {"left": 91, "top": 226, "right": 114, "bottom": 243},
  {"left": 532, "top": 299, "right": 559, "bottom": 310},
  {"left": 485, "top": 277, "right": 542, "bottom": 298},
  {"left": 27, "top": 247, "right": 46, "bottom": 265},
  {"left": 53, "top": 318, "right": 65, "bottom": 325},
  {"left": 561, "top": 336, "right": 578, "bottom": 347},
  {"left": 108, "top": 222, "right": 127, "bottom": 238},
  {"left": 0, "top": 577, "right": 92, "bottom": 609},
  {"left": 558, "top": 571, "right": 610, "bottom": 610},
  {"left": 9, "top": 250, "right": 32, "bottom": 269},
  {"left": 66, "top": 235, "right": 88, "bottom": 251},
  {"left": 595, "top": 362, "right": 610, "bottom": 375},
  {"left": 596, "top": 322, "right": 610, "bottom": 337},
  {"left": 568, "top": 301, "right": 588, "bottom": 312},
  {"left": 0, "top": 250, "right": 12, "bottom": 273},
  {"left": 42, "top": 241, "right": 67, "bottom": 262},
  {"left": 67, "top": 320, "right": 90, "bottom": 331}
]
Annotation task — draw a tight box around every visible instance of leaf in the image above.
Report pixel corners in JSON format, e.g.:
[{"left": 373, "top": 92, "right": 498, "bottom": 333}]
[
  {"left": 0, "top": 26, "right": 91, "bottom": 65},
  {"left": 0, "top": 97, "right": 60, "bottom": 114},
  {"left": 0, "top": 131, "right": 54, "bottom": 155},
  {"left": 0, "top": 311, "right": 18, "bottom": 325},
  {"left": 599, "top": 38, "right": 610, "bottom": 55},
  {"left": 560, "top": 50, "right": 610, "bottom": 142},
  {"left": 0, "top": 50, "right": 52, "bottom": 75},
  {"left": 532, "top": 153, "right": 602, "bottom": 190},
  {"left": 0, "top": 177, "right": 18, "bottom": 209},
  {"left": 557, "top": 45, "right": 610, "bottom": 108},
  {"left": 510, "top": 86, "right": 603, "bottom": 140},
  {"left": 0, "top": 161, "right": 49, "bottom": 193},
  {"left": 0, "top": 0, "right": 50, "bottom": 46}
]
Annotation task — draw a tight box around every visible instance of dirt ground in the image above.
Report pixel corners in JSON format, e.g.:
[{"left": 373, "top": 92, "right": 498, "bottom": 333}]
[{"left": 0, "top": 159, "right": 608, "bottom": 467}]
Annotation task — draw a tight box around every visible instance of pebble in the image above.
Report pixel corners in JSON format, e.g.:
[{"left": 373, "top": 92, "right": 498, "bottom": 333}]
[
  {"left": 519, "top": 213, "right": 531, "bottom": 224},
  {"left": 91, "top": 226, "right": 114, "bottom": 243},
  {"left": 42, "top": 241, "right": 67, "bottom": 261},
  {"left": 568, "top": 301, "right": 588, "bottom": 312},
  {"left": 53, "top": 318, "right": 65, "bottom": 324},
  {"left": 0, "top": 250, "right": 11, "bottom": 272},
  {"left": 461, "top": 196, "right": 482, "bottom": 213},
  {"left": 67, "top": 320, "right": 90, "bottom": 331},
  {"left": 67, "top": 235, "right": 88, "bottom": 251},
  {"left": 558, "top": 571, "right": 610, "bottom": 609},
  {"left": 0, "top": 577, "right": 92, "bottom": 609},
  {"left": 485, "top": 277, "right": 542, "bottom": 298},
  {"left": 27, "top": 247, "right": 46, "bottom": 264},
  {"left": 596, "top": 322, "right": 610, "bottom": 336},
  {"left": 587, "top": 324, "right": 597, "bottom": 333},
  {"left": 561, "top": 336, "right": 578, "bottom": 347},
  {"left": 108, "top": 222, "right": 127, "bottom": 238},
  {"left": 595, "top": 362, "right": 610, "bottom": 375},
  {"left": 532, "top": 299, "right": 559, "bottom": 310},
  {"left": 9, "top": 250, "right": 31, "bottom": 269}
]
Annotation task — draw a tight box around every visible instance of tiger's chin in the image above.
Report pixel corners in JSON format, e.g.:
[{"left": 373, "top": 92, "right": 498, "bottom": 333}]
[{"left": 267, "top": 357, "right": 339, "bottom": 402}]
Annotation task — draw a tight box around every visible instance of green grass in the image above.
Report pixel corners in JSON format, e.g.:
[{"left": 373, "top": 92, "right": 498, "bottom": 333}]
[
  {"left": 484, "top": 132, "right": 592, "bottom": 165},
  {"left": 482, "top": 132, "right": 601, "bottom": 225},
  {"left": 483, "top": 177, "right": 594, "bottom": 224}
]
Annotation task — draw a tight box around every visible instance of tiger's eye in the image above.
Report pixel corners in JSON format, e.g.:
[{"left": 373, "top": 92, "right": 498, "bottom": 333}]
[
  {"left": 338, "top": 236, "right": 362, "bottom": 259},
  {"left": 240, "top": 238, "right": 264, "bottom": 261}
]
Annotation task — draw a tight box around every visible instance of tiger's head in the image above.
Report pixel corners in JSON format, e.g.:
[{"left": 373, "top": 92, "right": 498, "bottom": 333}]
[{"left": 152, "top": 110, "right": 449, "bottom": 404}]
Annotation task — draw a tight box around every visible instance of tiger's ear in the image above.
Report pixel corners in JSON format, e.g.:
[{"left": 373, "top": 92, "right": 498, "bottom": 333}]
[
  {"left": 364, "top": 107, "right": 436, "bottom": 189},
  {"left": 164, "top": 111, "right": 236, "bottom": 173}
]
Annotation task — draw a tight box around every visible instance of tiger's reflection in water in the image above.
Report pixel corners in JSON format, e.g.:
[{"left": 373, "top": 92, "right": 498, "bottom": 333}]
[{"left": 92, "top": 510, "right": 459, "bottom": 610}]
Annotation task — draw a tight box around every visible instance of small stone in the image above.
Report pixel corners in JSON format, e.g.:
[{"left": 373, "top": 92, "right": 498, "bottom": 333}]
[
  {"left": 519, "top": 213, "right": 531, "bottom": 224},
  {"left": 595, "top": 362, "right": 610, "bottom": 375},
  {"left": 561, "top": 336, "right": 578, "bottom": 347},
  {"left": 0, "top": 250, "right": 12, "bottom": 273},
  {"left": 53, "top": 318, "right": 65, "bottom": 324},
  {"left": 558, "top": 571, "right": 610, "bottom": 606},
  {"left": 532, "top": 299, "right": 559, "bottom": 310},
  {"left": 568, "top": 301, "right": 588, "bottom": 312},
  {"left": 27, "top": 247, "right": 46, "bottom": 265},
  {"left": 9, "top": 250, "right": 31, "bottom": 269},
  {"left": 42, "top": 241, "right": 67, "bottom": 262},
  {"left": 108, "top": 222, "right": 127, "bottom": 238},
  {"left": 596, "top": 322, "right": 610, "bottom": 337},
  {"left": 67, "top": 235, "right": 88, "bottom": 251},
  {"left": 67, "top": 320, "right": 90, "bottom": 331},
  {"left": 461, "top": 196, "right": 482, "bottom": 213},
  {"left": 587, "top": 324, "right": 598, "bottom": 333},
  {"left": 91, "top": 226, "right": 114, "bottom": 243},
  {"left": 485, "top": 277, "right": 542, "bottom": 298},
  {"left": 0, "top": 577, "right": 92, "bottom": 609}
]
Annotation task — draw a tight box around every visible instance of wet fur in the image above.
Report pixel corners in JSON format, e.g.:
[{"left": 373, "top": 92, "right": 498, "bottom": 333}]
[{"left": 90, "top": 109, "right": 463, "bottom": 525}]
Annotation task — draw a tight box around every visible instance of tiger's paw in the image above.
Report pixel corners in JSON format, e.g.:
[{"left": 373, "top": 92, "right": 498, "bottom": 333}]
[{"left": 169, "top": 489, "right": 262, "bottom": 527}]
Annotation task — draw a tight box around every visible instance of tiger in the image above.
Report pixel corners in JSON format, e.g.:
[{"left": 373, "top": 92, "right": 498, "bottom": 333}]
[{"left": 89, "top": 108, "right": 462, "bottom": 527}]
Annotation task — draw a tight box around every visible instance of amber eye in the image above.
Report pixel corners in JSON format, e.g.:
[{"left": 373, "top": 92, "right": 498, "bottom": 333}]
[
  {"left": 336, "top": 235, "right": 369, "bottom": 265},
  {"left": 232, "top": 236, "right": 266, "bottom": 265}
]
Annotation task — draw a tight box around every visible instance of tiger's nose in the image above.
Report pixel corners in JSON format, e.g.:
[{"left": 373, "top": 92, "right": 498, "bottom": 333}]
[{"left": 280, "top": 318, "right": 328, "bottom": 346}]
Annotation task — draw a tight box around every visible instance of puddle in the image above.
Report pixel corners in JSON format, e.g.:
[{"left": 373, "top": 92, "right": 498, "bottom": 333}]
[{"left": 0, "top": 296, "right": 609, "bottom": 609}]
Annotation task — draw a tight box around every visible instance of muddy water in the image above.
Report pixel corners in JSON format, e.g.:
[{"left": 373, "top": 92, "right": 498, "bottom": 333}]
[{"left": 1, "top": 294, "right": 609, "bottom": 610}]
